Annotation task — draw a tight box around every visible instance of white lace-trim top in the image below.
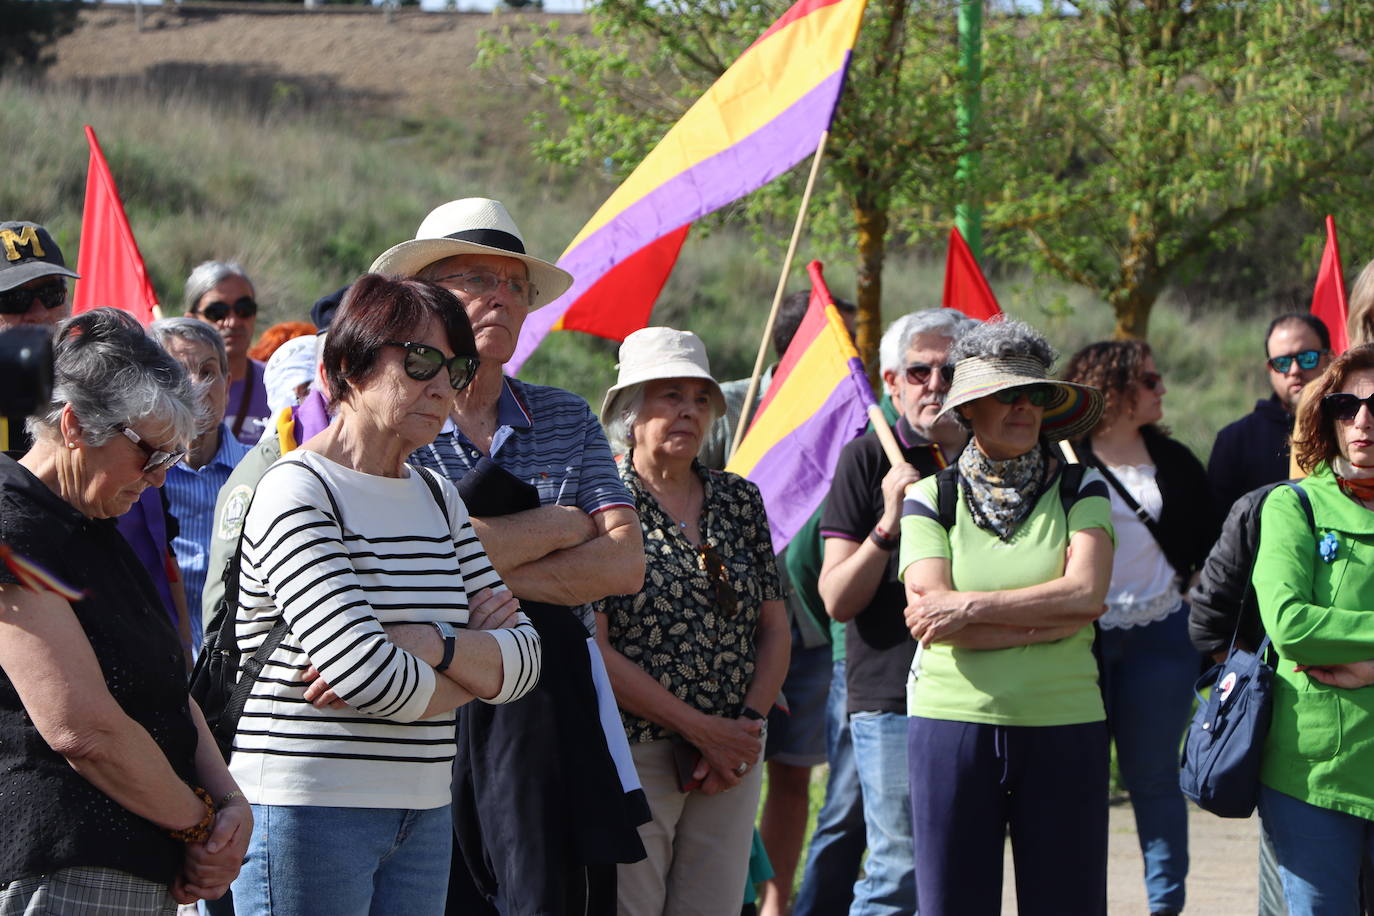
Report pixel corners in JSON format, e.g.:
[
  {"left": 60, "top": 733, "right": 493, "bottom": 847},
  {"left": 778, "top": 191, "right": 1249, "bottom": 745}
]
[{"left": 1099, "top": 461, "right": 1182, "bottom": 630}]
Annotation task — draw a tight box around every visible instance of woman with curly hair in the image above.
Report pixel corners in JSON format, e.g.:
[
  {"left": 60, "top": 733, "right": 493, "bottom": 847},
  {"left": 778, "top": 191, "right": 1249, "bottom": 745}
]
[{"left": 1062, "top": 340, "right": 1216, "bottom": 916}]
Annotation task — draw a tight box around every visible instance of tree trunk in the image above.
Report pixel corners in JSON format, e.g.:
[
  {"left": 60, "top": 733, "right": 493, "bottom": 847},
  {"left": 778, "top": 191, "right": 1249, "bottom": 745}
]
[
  {"left": 1112, "top": 289, "right": 1157, "bottom": 339},
  {"left": 1112, "top": 217, "right": 1163, "bottom": 339},
  {"left": 854, "top": 196, "right": 889, "bottom": 388}
]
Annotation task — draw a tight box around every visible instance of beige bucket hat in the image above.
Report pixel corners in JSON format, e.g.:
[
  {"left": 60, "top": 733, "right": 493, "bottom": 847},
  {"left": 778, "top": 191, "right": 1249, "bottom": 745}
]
[
  {"left": 599, "top": 327, "right": 726, "bottom": 427},
  {"left": 938, "top": 354, "right": 1104, "bottom": 442},
  {"left": 368, "top": 198, "right": 573, "bottom": 308}
]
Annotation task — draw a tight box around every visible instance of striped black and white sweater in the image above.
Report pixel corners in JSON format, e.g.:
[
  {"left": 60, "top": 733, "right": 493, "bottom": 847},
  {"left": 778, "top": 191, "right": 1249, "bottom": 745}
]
[{"left": 228, "top": 450, "right": 540, "bottom": 809}]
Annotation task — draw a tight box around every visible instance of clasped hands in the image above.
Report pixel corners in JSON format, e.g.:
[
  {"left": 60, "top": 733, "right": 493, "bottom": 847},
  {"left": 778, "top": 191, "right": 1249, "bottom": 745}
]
[
  {"left": 904, "top": 586, "right": 974, "bottom": 647},
  {"left": 688, "top": 713, "right": 764, "bottom": 796},
  {"left": 170, "top": 801, "right": 252, "bottom": 904}
]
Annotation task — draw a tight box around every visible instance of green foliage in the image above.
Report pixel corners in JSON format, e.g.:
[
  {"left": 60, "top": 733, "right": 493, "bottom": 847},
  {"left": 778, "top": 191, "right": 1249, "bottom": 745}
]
[
  {"left": 982, "top": 0, "right": 1374, "bottom": 338},
  {"left": 0, "top": 0, "right": 81, "bottom": 74}
]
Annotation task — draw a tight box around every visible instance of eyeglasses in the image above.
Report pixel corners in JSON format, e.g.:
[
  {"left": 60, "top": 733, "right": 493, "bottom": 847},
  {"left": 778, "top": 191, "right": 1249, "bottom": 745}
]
[
  {"left": 0, "top": 279, "right": 65, "bottom": 315},
  {"left": 384, "top": 341, "right": 480, "bottom": 391},
  {"left": 196, "top": 297, "right": 258, "bottom": 322},
  {"left": 1267, "top": 349, "right": 1325, "bottom": 374},
  {"left": 904, "top": 363, "right": 954, "bottom": 386},
  {"left": 1140, "top": 371, "right": 1163, "bottom": 391},
  {"left": 1322, "top": 391, "right": 1374, "bottom": 421},
  {"left": 698, "top": 544, "right": 740, "bottom": 618},
  {"left": 120, "top": 426, "right": 186, "bottom": 473},
  {"left": 431, "top": 270, "right": 536, "bottom": 306},
  {"left": 992, "top": 384, "right": 1054, "bottom": 407}
]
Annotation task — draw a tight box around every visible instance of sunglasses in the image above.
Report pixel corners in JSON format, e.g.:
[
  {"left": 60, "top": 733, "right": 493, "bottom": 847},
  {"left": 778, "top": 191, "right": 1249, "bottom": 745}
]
[
  {"left": 0, "top": 279, "right": 65, "bottom": 315},
  {"left": 992, "top": 384, "right": 1055, "bottom": 407},
  {"left": 384, "top": 341, "right": 480, "bottom": 391},
  {"left": 904, "top": 362, "right": 954, "bottom": 386},
  {"left": 698, "top": 544, "right": 740, "bottom": 618},
  {"left": 1322, "top": 392, "right": 1374, "bottom": 421},
  {"left": 431, "top": 270, "right": 537, "bottom": 306},
  {"left": 196, "top": 297, "right": 258, "bottom": 322},
  {"left": 1267, "top": 349, "right": 1325, "bottom": 374},
  {"left": 1140, "top": 371, "right": 1163, "bottom": 391},
  {"left": 120, "top": 426, "right": 186, "bottom": 473}
]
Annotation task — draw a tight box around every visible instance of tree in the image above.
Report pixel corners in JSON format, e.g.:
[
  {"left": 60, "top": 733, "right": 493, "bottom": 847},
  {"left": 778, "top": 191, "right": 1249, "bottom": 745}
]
[
  {"left": 983, "top": 0, "right": 1374, "bottom": 339},
  {"left": 0, "top": 0, "right": 80, "bottom": 74},
  {"left": 478, "top": 0, "right": 975, "bottom": 368}
]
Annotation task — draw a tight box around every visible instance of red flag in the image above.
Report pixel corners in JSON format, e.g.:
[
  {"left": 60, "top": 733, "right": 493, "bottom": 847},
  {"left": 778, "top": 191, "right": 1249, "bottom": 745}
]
[
  {"left": 942, "top": 226, "right": 1002, "bottom": 321},
  {"left": 1310, "top": 214, "right": 1349, "bottom": 355},
  {"left": 73, "top": 126, "right": 158, "bottom": 324}
]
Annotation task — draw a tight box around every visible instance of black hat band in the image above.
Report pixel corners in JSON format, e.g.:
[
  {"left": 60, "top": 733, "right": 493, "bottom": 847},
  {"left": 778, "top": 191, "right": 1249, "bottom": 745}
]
[{"left": 444, "top": 228, "right": 526, "bottom": 255}]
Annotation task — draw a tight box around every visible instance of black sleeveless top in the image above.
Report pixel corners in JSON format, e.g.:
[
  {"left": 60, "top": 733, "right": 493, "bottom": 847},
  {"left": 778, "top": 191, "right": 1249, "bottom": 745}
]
[{"left": 0, "top": 454, "right": 199, "bottom": 885}]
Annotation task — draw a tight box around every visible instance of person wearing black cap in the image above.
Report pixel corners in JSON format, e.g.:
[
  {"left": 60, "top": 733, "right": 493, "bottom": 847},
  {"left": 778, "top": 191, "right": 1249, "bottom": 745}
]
[{"left": 0, "top": 220, "right": 79, "bottom": 454}]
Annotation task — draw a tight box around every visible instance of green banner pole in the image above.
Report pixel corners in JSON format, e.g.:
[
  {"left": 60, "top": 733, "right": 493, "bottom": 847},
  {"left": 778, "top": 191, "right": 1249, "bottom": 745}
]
[{"left": 955, "top": 0, "right": 984, "bottom": 261}]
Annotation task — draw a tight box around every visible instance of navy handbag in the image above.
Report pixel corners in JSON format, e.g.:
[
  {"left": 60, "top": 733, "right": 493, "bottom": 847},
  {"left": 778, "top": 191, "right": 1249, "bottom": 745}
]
[{"left": 1178, "top": 635, "right": 1275, "bottom": 817}]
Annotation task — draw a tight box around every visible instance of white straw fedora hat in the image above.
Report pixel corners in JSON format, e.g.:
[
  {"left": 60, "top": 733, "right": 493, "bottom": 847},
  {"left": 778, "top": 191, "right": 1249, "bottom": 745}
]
[
  {"left": 599, "top": 327, "right": 726, "bottom": 427},
  {"left": 938, "top": 353, "right": 1104, "bottom": 442},
  {"left": 368, "top": 198, "right": 573, "bottom": 308}
]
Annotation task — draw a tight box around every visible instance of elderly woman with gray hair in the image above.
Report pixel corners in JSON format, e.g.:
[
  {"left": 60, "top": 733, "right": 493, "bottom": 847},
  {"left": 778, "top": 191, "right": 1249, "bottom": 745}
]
[
  {"left": 592, "top": 327, "right": 789, "bottom": 916},
  {"left": 898, "top": 319, "right": 1115, "bottom": 916},
  {"left": 184, "top": 260, "right": 269, "bottom": 444},
  {"left": 0, "top": 308, "right": 251, "bottom": 914},
  {"left": 149, "top": 318, "right": 253, "bottom": 655}
]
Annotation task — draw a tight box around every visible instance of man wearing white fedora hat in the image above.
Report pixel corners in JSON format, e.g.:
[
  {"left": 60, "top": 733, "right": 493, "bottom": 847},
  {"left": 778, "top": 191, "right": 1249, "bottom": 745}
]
[{"left": 373, "top": 198, "right": 648, "bottom": 915}]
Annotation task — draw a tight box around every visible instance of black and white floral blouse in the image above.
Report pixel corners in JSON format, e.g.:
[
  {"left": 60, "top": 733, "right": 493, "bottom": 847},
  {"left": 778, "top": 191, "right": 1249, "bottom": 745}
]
[{"left": 593, "top": 456, "right": 782, "bottom": 744}]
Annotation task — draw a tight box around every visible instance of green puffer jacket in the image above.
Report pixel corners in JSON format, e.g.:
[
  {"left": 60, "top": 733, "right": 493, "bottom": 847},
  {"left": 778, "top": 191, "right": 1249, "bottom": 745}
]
[{"left": 1254, "top": 464, "right": 1374, "bottom": 820}]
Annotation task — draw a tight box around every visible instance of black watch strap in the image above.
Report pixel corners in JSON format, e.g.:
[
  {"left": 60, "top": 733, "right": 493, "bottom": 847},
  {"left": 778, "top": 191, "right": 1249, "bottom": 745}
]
[
  {"left": 740, "top": 706, "right": 766, "bottom": 721},
  {"left": 435, "top": 635, "right": 456, "bottom": 673}
]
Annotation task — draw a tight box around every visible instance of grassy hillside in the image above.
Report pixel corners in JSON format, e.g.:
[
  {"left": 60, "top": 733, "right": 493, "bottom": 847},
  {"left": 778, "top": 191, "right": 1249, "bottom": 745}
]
[{"left": 1, "top": 58, "right": 1273, "bottom": 461}]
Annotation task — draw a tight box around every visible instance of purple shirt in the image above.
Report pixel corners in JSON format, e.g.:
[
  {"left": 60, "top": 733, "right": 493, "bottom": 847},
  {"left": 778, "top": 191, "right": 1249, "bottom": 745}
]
[
  {"left": 227, "top": 358, "right": 271, "bottom": 445},
  {"left": 115, "top": 487, "right": 176, "bottom": 627}
]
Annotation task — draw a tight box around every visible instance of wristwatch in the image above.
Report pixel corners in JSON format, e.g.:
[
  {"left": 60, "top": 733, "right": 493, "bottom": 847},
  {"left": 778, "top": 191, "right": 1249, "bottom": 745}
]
[
  {"left": 741, "top": 706, "right": 769, "bottom": 742},
  {"left": 430, "top": 621, "right": 458, "bottom": 673}
]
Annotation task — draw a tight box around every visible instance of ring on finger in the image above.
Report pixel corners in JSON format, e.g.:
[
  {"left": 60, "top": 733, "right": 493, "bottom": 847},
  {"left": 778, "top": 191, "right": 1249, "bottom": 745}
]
[{"left": 734, "top": 762, "right": 748, "bottom": 776}]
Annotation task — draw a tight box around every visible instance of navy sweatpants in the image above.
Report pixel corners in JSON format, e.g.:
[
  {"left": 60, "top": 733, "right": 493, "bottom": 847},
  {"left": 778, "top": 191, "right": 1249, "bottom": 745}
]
[{"left": 907, "top": 716, "right": 1109, "bottom": 916}]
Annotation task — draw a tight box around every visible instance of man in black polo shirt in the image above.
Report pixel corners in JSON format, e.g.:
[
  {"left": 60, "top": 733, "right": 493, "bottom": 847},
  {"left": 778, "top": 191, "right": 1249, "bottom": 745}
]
[{"left": 817, "top": 308, "right": 976, "bottom": 915}]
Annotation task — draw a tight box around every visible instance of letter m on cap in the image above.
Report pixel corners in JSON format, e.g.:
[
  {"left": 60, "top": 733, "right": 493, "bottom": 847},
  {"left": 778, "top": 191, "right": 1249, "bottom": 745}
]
[{"left": 1, "top": 225, "right": 43, "bottom": 262}]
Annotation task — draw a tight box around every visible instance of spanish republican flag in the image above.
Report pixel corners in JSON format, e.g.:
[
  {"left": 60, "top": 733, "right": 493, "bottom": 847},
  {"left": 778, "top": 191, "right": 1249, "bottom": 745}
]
[
  {"left": 1310, "top": 214, "right": 1349, "bottom": 355},
  {"left": 508, "top": 0, "right": 869, "bottom": 374},
  {"left": 726, "top": 261, "right": 875, "bottom": 551},
  {"left": 73, "top": 126, "right": 158, "bottom": 324}
]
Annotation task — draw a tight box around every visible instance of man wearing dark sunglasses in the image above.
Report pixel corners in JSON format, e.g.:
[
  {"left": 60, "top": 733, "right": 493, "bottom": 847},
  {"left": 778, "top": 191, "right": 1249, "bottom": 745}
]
[
  {"left": 184, "top": 260, "right": 270, "bottom": 445},
  {"left": 1209, "top": 312, "right": 1332, "bottom": 514}
]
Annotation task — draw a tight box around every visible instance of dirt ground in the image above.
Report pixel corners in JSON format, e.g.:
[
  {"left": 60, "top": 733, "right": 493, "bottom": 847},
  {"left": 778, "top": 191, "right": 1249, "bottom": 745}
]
[
  {"left": 999, "top": 802, "right": 1259, "bottom": 914},
  {"left": 47, "top": 3, "right": 587, "bottom": 116}
]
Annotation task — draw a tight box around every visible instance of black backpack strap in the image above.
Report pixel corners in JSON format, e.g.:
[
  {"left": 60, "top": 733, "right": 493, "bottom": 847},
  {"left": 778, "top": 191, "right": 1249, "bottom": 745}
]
[
  {"left": 935, "top": 465, "right": 961, "bottom": 531},
  {"left": 1058, "top": 462, "right": 1087, "bottom": 519},
  {"left": 415, "top": 465, "right": 449, "bottom": 518}
]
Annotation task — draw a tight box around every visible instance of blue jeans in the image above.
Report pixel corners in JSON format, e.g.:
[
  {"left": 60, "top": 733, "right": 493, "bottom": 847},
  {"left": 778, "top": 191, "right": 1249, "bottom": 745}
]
[
  {"left": 1098, "top": 605, "right": 1197, "bottom": 913},
  {"left": 849, "top": 710, "right": 916, "bottom": 916},
  {"left": 793, "top": 660, "right": 866, "bottom": 916},
  {"left": 1259, "top": 785, "right": 1374, "bottom": 916},
  {"left": 232, "top": 803, "right": 451, "bottom": 916}
]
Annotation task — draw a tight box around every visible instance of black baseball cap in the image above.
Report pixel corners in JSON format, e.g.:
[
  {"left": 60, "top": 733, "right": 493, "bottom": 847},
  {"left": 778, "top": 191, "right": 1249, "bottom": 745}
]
[{"left": 0, "top": 221, "right": 80, "bottom": 294}]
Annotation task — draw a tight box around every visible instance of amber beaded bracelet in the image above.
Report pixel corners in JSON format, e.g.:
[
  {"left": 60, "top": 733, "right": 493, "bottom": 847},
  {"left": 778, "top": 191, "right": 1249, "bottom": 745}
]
[{"left": 167, "top": 786, "right": 215, "bottom": 844}]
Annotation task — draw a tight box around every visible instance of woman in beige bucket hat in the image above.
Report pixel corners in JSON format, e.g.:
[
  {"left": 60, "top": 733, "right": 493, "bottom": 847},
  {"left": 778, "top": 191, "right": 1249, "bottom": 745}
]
[{"left": 592, "top": 327, "right": 789, "bottom": 916}]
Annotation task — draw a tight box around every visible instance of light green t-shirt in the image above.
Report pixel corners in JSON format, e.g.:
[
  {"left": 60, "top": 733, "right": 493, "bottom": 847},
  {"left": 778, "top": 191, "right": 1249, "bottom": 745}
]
[{"left": 898, "top": 467, "right": 1114, "bottom": 726}]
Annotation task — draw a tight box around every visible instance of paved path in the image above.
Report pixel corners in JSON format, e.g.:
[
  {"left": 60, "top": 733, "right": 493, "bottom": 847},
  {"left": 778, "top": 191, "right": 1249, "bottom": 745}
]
[{"left": 999, "top": 802, "right": 1260, "bottom": 913}]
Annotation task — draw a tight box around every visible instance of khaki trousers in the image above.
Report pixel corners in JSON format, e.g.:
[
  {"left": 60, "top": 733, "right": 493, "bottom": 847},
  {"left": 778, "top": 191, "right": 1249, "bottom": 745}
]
[{"left": 616, "top": 737, "right": 764, "bottom": 916}]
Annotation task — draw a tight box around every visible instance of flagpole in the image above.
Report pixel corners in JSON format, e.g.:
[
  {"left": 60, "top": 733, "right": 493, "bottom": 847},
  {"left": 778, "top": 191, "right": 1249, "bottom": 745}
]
[{"left": 729, "top": 130, "right": 831, "bottom": 461}]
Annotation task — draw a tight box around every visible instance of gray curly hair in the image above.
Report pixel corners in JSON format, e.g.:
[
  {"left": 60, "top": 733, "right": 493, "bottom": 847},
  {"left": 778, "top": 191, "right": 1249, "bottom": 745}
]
[
  {"left": 28, "top": 308, "right": 201, "bottom": 448},
  {"left": 948, "top": 318, "right": 1056, "bottom": 368}
]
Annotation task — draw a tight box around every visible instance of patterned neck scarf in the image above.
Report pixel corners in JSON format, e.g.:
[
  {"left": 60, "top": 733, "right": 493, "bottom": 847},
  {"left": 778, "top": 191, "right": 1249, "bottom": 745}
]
[
  {"left": 958, "top": 441, "right": 1047, "bottom": 542},
  {"left": 1333, "top": 456, "right": 1374, "bottom": 504}
]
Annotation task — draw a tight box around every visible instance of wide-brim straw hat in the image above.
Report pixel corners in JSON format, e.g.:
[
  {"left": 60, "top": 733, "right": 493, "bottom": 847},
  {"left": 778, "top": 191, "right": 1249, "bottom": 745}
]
[
  {"left": 368, "top": 198, "right": 573, "bottom": 308},
  {"left": 599, "top": 327, "right": 726, "bottom": 427},
  {"left": 938, "top": 354, "right": 1104, "bottom": 442}
]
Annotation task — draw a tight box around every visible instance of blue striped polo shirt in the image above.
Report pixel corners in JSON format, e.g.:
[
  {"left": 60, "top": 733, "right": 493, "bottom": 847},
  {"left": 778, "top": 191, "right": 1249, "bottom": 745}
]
[
  {"left": 409, "top": 376, "right": 634, "bottom": 516},
  {"left": 164, "top": 423, "right": 253, "bottom": 646}
]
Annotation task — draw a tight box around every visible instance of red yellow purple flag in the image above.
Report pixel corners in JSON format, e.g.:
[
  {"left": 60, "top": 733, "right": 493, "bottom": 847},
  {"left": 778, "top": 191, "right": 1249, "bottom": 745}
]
[
  {"left": 73, "top": 126, "right": 158, "bottom": 324},
  {"left": 726, "top": 261, "right": 876, "bottom": 551},
  {"left": 508, "top": 0, "right": 869, "bottom": 374},
  {"left": 1311, "top": 214, "right": 1349, "bottom": 355}
]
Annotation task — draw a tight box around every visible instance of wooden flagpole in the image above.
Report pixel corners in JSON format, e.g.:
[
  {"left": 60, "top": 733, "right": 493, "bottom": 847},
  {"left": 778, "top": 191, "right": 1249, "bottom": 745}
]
[{"left": 728, "top": 130, "right": 832, "bottom": 462}]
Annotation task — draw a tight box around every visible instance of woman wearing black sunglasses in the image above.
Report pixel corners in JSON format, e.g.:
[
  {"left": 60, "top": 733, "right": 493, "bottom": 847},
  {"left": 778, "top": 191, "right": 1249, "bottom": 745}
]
[
  {"left": 593, "top": 327, "right": 789, "bottom": 916},
  {"left": 226, "top": 275, "right": 541, "bottom": 915},
  {"left": 1062, "top": 340, "right": 1216, "bottom": 916},
  {"left": 0, "top": 308, "right": 252, "bottom": 914},
  {"left": 184, "top": 261, "right": 271, "bottom": 445},
  {"left": 1251, "top": 343, "right": 1374, "bottom": 914},
  {"left": 899, "top": 319, "right": 1114, "bottom": 916}
]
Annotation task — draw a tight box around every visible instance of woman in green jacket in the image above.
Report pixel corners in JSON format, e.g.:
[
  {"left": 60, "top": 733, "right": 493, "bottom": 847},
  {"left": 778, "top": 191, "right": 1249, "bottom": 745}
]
[{"left": 1254, "top": 343, "right": 1374, "bottom": 916}]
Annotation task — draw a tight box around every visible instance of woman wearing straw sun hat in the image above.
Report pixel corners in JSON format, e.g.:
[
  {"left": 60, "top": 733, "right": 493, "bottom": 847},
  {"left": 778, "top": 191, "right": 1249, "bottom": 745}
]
[
  {"left": 592, "top": 327, "right": 790, "bottom": 916},
  {"left": 897, "top": 319, "right": 1116, "bottom": 916}
]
